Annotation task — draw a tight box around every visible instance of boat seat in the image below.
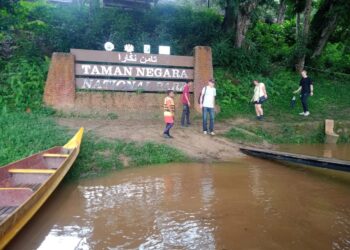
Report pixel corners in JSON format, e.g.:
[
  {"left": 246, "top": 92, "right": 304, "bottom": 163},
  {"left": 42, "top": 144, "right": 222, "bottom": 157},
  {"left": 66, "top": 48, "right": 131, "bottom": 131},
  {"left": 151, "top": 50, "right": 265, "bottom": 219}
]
[
  {"left": 8, "top": 169, "right": 56, "bottom": 174},
  {"left": 0, "top": 187, "right": 33, "bottom": 190},
  {"left": 43, "top": 153, "right": 69, "bottom": 158}
]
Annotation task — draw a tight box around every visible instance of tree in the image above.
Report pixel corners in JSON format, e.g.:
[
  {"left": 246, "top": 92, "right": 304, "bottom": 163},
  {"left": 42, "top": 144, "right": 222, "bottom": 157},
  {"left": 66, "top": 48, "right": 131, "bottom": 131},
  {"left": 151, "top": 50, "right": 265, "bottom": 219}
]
[
  {"left": 222, "top": 0, "right": 237, "bottom": 32},
  {"left": 221, "top": 0, "right": 261, "bottom": 48},
  {"left": 308, "top": 0, "right": 350, "bottom": 58},
  {"left": 277, "top": 0, "right": 286, "bottom": 23},
  {"left": 292, "top": 0, "right": 312, "bottom": 72},
  {"left": 235, "top": 0, "right": 261, "bottom": 48}
]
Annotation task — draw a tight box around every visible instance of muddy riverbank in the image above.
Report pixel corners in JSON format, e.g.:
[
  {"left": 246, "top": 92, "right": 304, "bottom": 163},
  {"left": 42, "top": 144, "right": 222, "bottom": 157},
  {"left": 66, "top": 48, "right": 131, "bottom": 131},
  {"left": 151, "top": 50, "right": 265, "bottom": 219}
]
[{"left": 57, "top": 117, "right": 271, "bottom": 162}]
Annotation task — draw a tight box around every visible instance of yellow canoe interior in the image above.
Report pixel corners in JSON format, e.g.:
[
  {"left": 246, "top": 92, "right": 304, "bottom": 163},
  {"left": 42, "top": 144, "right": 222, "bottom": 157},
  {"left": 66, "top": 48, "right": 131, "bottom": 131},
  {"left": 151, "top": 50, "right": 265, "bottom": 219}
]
[{"left": 0, "top": 128, "right": 84, "bottom": 249}]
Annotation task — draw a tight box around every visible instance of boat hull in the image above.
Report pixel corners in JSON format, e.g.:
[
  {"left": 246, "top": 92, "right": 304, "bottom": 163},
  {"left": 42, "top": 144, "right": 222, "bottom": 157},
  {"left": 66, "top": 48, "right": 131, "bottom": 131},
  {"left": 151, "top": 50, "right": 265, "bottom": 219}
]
[
  {"left": 240, "top": 146, "right": 350, "bottom": 172},
  {"left": 0, "top": 128, "right": 83, "bottom": 249}
]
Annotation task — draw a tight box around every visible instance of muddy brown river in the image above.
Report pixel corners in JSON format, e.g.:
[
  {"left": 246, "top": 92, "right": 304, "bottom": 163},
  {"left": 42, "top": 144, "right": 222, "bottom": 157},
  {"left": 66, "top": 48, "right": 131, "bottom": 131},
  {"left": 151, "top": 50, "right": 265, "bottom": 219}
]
[{"left": 6, "top": 145, "right": 350, "bottom": 250}]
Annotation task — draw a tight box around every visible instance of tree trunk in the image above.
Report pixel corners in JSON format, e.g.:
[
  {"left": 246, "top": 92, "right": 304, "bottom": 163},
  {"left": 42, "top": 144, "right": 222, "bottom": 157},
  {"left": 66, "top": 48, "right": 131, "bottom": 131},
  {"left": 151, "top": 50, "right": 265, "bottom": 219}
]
[
  {"left": 222, "top": 0, "right": 236, "bottom": 32},
  {"left": 311, "top": 15, "right": 337, "bottom": 58},
  {"left": 302, "top": 0, "right": 312, "bottom": 39},
  {"left": 234, "top": 10, "right": 251, "bottom": 48},
  {"left": 308, "top": 0, "right": 338, "bottom": 58},
  {"left": 295, "top": 0, "right": 312, "bottom": 72},
  {"left": 277, "top": 0, "right": 286, "bottom": 24},
  {"left": 296, "top": 12, "right": 301, "bottom": 39},
  {"left": 222, "top": 0, "right": 260, "bottom": 47},
  {"left": 234, "top": 0, "right": 259, "bottom": 48}
]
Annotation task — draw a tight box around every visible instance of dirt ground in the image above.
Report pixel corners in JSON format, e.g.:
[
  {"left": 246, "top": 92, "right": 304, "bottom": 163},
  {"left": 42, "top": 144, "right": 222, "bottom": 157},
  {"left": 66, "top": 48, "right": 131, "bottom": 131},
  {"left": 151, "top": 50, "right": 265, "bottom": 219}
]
[{"left": 57, "top": 116, "right": 263, "bottom": 161}]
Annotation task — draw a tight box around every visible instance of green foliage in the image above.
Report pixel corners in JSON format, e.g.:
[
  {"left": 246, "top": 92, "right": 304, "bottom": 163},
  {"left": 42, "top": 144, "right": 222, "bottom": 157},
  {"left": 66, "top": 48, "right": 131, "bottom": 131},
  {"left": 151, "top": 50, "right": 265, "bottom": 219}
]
[
  {"left": 315, "top": 43, "right": 350, "bottom": 74},
  {"left": 336, "top": 122, "right": 350, "bottom": 143},
  {"left": 1, "top": 2, "right": 222, "bottom": 58},
  {"left": 0, "top": 58, "right": 49, "bottom": 112},
  {"left": 0, "top": 113, "right": 188, "bottom": 179},
  {"left": 247, "top": 20, "right": 295, "bottom": 63},
  {"left": 212, "top": 38, "right": 270, "bottom": 73},
  {"left": 106, "top": 112, "right": 119, "bottom": 120}
]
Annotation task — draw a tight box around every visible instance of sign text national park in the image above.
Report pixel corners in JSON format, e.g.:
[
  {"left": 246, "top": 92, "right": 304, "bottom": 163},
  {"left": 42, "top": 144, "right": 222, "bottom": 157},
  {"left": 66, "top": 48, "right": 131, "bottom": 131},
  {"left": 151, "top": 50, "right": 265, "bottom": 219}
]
[{"left": 71, "top": 49, "right": 194, "bottom": 92}]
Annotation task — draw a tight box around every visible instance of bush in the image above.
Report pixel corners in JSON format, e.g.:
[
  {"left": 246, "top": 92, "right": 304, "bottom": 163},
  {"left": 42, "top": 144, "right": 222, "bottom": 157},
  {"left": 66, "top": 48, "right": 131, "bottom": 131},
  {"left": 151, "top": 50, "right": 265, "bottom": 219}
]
[
  {"left": 0, "top": 57, "right": 49, "bottom": 112},
  {"left": 246, "top": 21, "right": 295, "bottom": 63},
  {"left": 212, "top": 38, "right": 270, "bottom": 73},
  {"left": 314, "top": 43, "right": 350, "bottom": 74}
]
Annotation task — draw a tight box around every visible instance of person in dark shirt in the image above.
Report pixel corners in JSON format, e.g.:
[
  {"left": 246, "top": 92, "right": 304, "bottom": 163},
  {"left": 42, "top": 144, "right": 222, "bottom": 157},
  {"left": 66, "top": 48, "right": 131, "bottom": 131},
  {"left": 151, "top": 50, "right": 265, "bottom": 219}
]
[{"left": 293, "top": 70, "right": 314, "bottom": 116}]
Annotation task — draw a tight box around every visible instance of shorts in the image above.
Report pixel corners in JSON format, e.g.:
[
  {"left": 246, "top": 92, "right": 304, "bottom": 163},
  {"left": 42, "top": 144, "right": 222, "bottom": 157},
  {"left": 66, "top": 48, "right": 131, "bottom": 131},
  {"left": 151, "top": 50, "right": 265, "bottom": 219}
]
[{"left": 254, "top": 96, "right": 267, "bottom": 105}]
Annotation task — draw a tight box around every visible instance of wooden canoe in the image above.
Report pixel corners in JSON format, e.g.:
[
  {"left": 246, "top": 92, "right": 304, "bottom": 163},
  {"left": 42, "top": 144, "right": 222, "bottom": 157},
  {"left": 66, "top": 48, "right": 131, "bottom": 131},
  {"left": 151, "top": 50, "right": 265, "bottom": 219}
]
[
  {"left": 0, "top": 128, "right": 84, "bottom": 249},
  {"left": 240, "top": 146, "right": 350, "bottom": 172}
]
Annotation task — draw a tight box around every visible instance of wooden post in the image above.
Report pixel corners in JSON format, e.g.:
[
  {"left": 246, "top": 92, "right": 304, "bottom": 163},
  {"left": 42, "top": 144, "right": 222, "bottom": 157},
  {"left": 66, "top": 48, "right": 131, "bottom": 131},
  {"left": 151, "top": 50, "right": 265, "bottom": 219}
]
[{"left": 325, "top": 119, "right": 339, "bottom": 144}]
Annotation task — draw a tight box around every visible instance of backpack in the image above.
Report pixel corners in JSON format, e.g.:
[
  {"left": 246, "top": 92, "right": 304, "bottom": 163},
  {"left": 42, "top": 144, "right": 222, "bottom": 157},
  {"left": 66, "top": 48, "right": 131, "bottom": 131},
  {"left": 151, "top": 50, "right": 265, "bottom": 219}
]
[{"left": 197, "top": 87, "right": 207, "bottom": 104}]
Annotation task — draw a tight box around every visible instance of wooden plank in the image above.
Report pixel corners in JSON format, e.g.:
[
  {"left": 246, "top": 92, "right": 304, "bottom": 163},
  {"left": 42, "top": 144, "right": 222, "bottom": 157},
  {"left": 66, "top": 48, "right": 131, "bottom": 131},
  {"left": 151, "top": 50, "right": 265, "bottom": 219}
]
[
  {"left": 8, "top": 169, "right": 56, "bottom": 174},
  {"left": 70, "top": 49, "right": 194, "bottom": 67},
  {"left": 43, "top": 153, "right": 69, "bottom": 158},
  {"left": 75, "top": 64, "right": 194, "bottom": 79},
  {"left": 76, "top": 78, "right": 191, "bottom": 92},
  {"left": 240, "top": 146, "right": 350, "bottom": 172}
]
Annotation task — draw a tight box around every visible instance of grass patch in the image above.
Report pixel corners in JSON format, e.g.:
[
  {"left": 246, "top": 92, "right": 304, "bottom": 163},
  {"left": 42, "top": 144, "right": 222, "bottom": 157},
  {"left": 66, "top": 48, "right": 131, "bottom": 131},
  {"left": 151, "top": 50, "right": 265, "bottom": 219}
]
[
  {"left": 335, "top": 121, "right": 350, "bottom": 143},
  {"left": 0, "top": 113, "right": 71, "bottom": 165},
  {"left": 225, "top": 122, "right": 326, "bottom": 144},
  {"left": 71, "top": 136, "right": 188, "bottom": 179},
  {"left": 0, "top": 112, "right": 188, "bottom": 179},
  {"left": 54, "top": 110, "right": 119, "bottom": 120},
  {"left": 225, "top": 127, "right": 264, "bottom": 143}
]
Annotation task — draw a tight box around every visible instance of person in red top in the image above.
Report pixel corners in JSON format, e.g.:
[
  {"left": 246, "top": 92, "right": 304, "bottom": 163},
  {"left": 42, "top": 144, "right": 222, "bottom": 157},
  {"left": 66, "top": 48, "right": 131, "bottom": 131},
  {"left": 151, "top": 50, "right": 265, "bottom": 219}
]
[{"left": 181, "top": 81, "right": 192, "bottom": 127}]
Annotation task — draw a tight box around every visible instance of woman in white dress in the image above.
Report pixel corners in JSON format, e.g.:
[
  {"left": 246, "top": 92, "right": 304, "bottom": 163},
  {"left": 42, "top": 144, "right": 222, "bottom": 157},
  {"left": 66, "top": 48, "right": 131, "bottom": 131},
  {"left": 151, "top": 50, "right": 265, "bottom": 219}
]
[{"left": 251, "top": 80, "right": 268, "bottom": 120}]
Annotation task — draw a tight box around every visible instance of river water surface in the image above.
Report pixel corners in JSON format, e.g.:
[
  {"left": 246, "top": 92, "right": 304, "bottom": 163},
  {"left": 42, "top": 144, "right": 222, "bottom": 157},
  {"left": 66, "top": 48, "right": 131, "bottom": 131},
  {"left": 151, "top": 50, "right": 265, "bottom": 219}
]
[{"left": 6, "top": 145, "right": 350, "bottom": 250}]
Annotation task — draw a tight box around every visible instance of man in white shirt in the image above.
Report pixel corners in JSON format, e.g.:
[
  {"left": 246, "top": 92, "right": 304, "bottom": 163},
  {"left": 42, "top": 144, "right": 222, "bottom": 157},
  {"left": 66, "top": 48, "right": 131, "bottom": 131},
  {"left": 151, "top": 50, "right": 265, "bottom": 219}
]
[{"left": 199, "top": 79, "right": 216, "bottom": 135}]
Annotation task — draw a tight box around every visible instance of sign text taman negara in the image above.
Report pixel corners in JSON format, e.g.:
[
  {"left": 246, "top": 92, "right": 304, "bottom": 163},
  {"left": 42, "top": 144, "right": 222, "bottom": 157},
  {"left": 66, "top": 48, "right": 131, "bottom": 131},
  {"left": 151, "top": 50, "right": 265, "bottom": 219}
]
[
  {"left": 71, "top": 49, "right": 194, "bottom": 92},
  {"left": 77, "top": 64, "right": 192, "bottom": 79}
]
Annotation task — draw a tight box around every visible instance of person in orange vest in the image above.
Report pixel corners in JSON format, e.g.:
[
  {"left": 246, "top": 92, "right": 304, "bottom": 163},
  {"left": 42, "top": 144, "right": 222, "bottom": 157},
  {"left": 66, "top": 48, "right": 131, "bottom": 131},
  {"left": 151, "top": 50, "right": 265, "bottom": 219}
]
[{"left": 163, "top": 90, "right": 175, "bottom": 139}]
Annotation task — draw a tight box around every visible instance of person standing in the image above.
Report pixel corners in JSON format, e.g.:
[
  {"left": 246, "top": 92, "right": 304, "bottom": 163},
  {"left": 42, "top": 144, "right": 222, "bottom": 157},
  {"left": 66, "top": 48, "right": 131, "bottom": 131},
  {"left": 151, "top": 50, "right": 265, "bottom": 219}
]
[
  {"left": 163, "top": 90, "right": 175, "bottom": 139},
  {"left": 200, "top": 79, "right": 216, "bottom": 135},
  {"left": 251, "top": 80, "right": 268, "bottom": 120},
  {"left": 293, "top": 70, "right": 314, "bottom": 116},
  {"left": 181, "top": 81, "right": 192, "bottom": 127}
]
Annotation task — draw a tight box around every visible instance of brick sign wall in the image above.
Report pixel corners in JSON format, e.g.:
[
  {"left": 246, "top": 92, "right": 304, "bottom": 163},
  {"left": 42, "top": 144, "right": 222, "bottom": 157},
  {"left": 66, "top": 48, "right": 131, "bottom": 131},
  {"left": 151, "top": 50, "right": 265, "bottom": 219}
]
[{"left": 43, "top": 46, "right": 213, "bottom": 114}]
